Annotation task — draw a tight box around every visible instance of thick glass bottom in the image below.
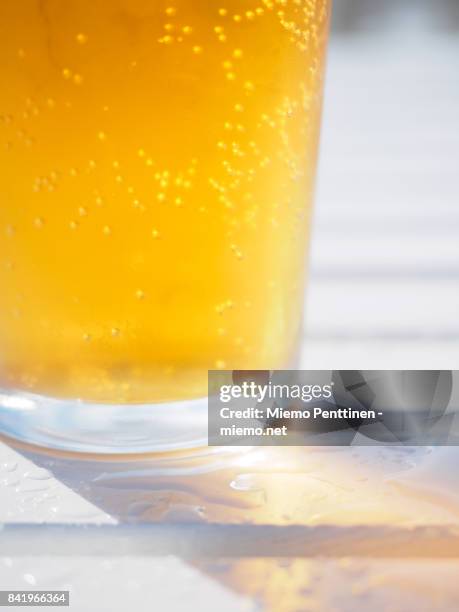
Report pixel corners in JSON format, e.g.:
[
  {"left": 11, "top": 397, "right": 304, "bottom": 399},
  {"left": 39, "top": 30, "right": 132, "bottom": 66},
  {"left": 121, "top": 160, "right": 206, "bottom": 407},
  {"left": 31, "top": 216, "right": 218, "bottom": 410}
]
[{"left": 0, "top": 388, "right": 211, "bottom": 455}]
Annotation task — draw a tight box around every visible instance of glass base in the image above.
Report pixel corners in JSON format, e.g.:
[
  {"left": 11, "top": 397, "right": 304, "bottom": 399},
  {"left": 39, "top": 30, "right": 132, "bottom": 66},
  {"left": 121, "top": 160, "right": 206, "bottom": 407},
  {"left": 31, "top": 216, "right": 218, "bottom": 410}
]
[{"left": 0, "top": 388, "right": 210, "bottom": 455}]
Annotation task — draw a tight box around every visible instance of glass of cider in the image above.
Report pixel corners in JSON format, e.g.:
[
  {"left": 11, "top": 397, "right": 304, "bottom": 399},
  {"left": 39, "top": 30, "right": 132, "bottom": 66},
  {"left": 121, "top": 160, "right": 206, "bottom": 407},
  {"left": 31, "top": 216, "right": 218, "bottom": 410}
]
[{"left": 0, "top": 0, "right": 331, "bottom": 453}]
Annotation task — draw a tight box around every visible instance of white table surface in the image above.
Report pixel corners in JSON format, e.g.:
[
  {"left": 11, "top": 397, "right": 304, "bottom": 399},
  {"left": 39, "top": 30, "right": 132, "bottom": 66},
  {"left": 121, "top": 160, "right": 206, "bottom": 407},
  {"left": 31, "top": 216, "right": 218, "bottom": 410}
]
[{"left": 1, "top": 32, "right": 459, "bottom": 612}]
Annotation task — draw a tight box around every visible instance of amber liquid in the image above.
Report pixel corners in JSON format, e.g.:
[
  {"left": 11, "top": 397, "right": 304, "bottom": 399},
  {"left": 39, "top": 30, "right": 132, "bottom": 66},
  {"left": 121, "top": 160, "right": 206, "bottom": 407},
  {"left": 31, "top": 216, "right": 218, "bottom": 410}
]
[{"left": 0, "top": 0, "right": 330, "bottom": 402}]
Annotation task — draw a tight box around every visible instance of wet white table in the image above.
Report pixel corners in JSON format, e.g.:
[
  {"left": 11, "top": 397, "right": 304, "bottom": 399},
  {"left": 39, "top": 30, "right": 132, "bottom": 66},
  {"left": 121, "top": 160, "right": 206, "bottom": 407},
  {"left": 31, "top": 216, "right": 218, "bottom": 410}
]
[{"left": 1, "top": 32, "right": 459, "bottom": 612}]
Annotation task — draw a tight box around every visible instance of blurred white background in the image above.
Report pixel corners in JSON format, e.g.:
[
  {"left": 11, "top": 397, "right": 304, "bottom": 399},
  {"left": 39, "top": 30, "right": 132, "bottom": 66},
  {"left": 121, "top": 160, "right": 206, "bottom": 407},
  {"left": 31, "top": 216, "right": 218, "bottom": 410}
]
[{"left": 304, "top": 0, "right": 459, "bottom": 369}]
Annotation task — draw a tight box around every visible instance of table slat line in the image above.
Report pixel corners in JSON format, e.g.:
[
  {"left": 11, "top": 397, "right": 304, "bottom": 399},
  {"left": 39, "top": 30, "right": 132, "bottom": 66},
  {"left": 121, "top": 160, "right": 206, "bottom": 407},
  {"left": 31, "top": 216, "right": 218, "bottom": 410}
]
[{"left": 2, "top": 524, "right": 459, "bottom": 559}]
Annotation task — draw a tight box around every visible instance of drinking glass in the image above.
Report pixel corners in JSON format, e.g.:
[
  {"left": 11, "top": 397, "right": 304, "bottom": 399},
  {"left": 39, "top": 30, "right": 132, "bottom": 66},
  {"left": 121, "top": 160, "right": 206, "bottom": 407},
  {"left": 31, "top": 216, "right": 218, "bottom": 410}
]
[{"left": 0, "top": 0, "right": 331, "bottom": 453}]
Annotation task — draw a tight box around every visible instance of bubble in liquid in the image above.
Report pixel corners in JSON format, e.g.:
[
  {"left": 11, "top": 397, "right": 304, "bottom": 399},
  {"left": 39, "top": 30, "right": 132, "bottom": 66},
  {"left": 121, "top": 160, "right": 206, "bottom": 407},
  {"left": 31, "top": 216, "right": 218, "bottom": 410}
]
[
  {"left": 111, "top": 328, "right": 120, "bottom": 338},
  {"left": 192, "top": 45, "right": 203, "bottom": 54},
  {"left": 76, "top": 33, "right": 88, "bottom": 45},
  {"left": 151, "top": 228, "right": 160, "bottom": 239},
  {"left": 135, "top": 289, "right": 145, "bottom": 300},
  {"left": 34, "top": 217, "right": 45, "bottom": 229},
  {"left": 215, "top": 300, "right": 234, "bottom": 315},
  {"left": 102, "top": 225, "right": 112, "bottom": 236},
  {"left": 230, "top": 244, "right": 244, "bottom": 260}
]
